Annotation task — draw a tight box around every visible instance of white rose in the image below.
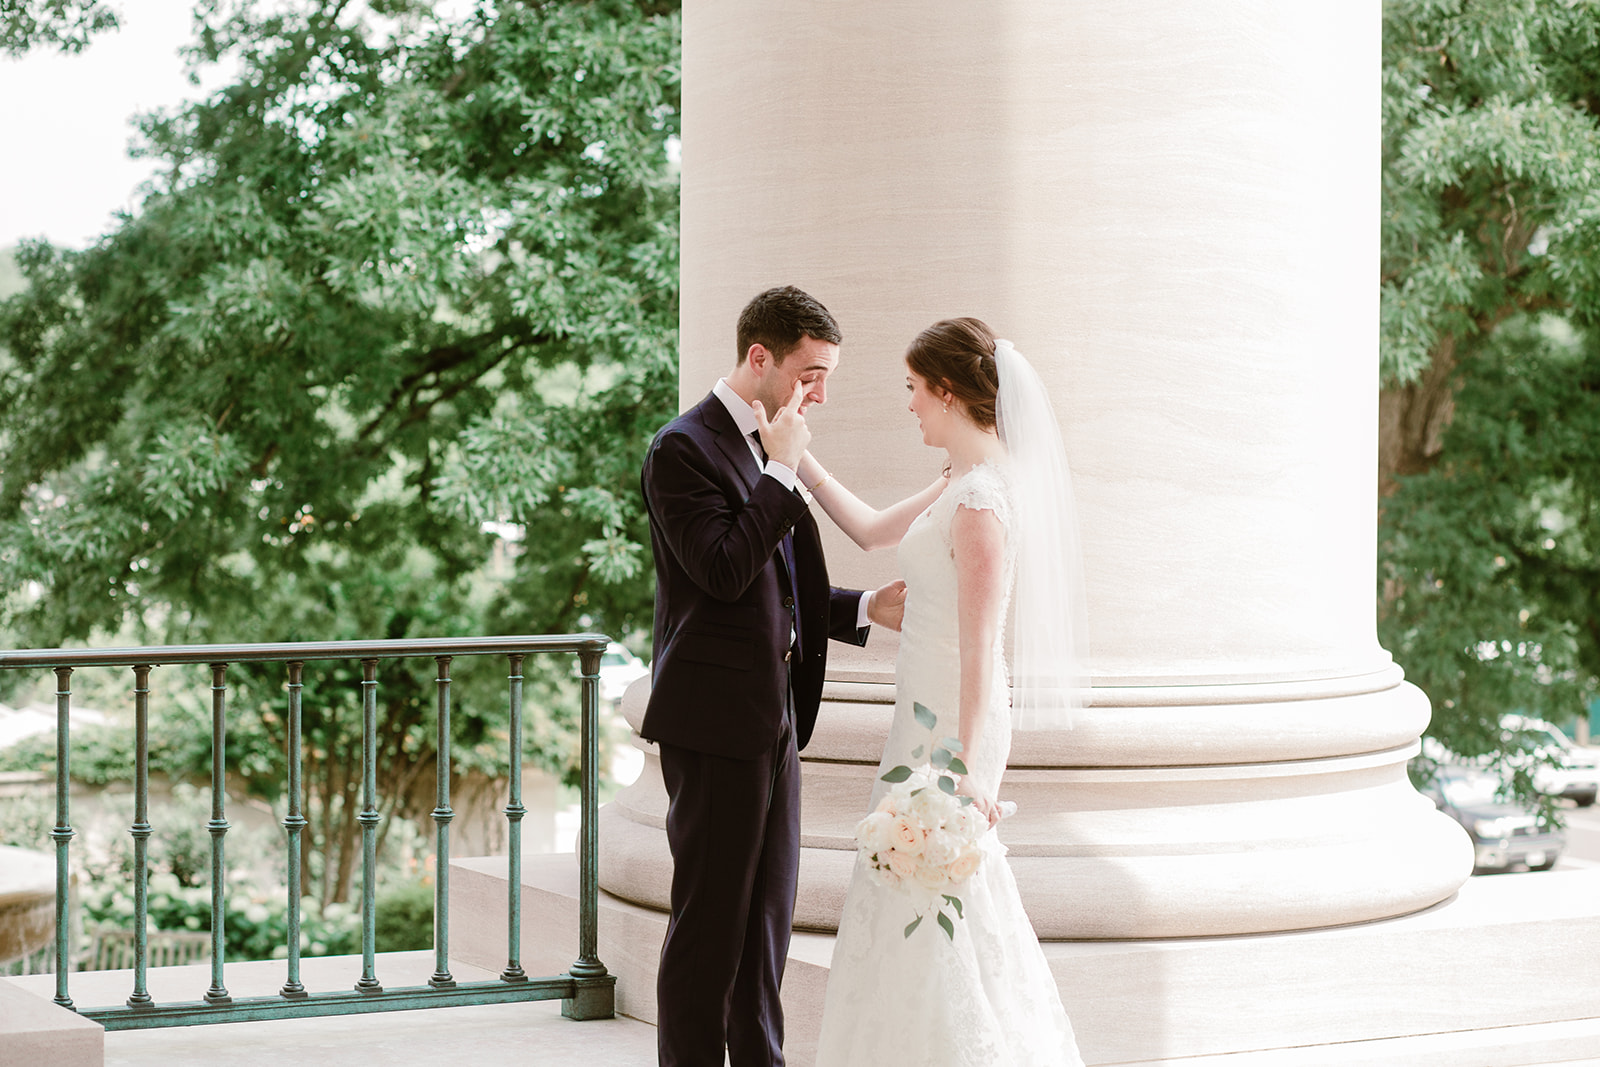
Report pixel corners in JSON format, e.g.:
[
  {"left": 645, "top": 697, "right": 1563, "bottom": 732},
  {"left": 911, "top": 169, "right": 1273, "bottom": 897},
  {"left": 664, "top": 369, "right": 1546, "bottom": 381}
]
[
  {"left": 948, "top": 804, "right": 986, "bottom": 841},
  {"left": 864, "top": 860, "right": 900, "bottom": 889},
  {"left": 855, "top": 811, "right": 896, "bottom": 854},
  {"left": 908, "top": 784, "right": 957, "bottom": 829},
  {"left": 921, "top": 828, "right": 959, "bottom": 868},
  {"left": 915, "top": 861, "right": 950, "bottom": 890}
]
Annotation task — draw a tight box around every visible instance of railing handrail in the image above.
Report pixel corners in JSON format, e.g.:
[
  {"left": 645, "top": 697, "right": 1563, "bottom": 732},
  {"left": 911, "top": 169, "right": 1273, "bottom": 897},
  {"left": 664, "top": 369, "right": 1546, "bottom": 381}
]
[
  {"left": 6, "top": 631, "right": 616, "bottom": 1028},
  {"left": 0, "top": 633, "right": 612, "bottom": 669}
]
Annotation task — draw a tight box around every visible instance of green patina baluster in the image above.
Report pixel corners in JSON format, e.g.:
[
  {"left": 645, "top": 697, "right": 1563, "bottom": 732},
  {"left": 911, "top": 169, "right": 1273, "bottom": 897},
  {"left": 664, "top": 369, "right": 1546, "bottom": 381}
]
[
  {"left": 429, "top": 656, "right": 455, "bottom": 990},
  {"left": 355, "top": 658, "right": 383, "bottom": 994},
  {"left": 50, "top": 666, "right": 74, "bottom": 1010},
  {"left": 501, "top": 653, "right": 527, "bottom": 984},
  {"left": 563, "top": 642, "right": 613, "bottom": 1020},
  {"left": 204, "top": 663, "right": 231, "bottom": 1006},
  {"left": 127, "top": 665, "right": 154, "bottom": 1009},
  {"left": 281, "top": 661, "right": 308, "bottom": 999}
]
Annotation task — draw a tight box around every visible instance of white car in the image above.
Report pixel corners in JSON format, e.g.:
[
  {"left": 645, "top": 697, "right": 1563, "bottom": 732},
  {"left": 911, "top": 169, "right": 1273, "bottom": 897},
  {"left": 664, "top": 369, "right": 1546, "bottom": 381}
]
[
  {"left": 1502, "top": 715, "right": 1599, "bottom": 808},
  {"left": 1422, "top": 716, "right": 1599, "bottom": 808},
  {"left": 595, "top": 642, "right": 649, "bottom": 705}
]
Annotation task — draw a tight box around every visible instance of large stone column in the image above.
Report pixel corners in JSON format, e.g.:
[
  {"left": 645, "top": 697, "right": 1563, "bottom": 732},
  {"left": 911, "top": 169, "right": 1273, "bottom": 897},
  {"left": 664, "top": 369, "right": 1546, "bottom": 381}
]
[{"left": 602, "top": 0, "right": 1473, "bottom": 938}]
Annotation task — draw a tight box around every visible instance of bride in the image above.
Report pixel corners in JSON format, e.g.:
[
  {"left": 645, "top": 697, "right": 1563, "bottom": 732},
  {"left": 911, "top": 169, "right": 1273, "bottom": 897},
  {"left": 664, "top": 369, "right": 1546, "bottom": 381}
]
[{"left": 802, "top": 318, "right": 1086, "bottom": 1066}]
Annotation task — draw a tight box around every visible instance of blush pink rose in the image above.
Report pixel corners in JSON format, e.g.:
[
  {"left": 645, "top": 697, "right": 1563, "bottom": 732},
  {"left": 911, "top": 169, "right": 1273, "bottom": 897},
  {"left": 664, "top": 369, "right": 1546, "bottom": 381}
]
[
  {"left": 887, "top": 849, "right": 919, "bottom": 880},
  {"left": 946, "top": 850, "right": 982, "bottom": 882},
  {"left": 891, "top": 816, "right": 925, "bottom": 855}
]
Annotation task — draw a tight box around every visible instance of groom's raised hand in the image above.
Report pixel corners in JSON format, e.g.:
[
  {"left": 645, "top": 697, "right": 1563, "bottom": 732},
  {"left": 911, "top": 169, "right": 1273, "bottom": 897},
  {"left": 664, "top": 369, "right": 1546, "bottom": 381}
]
[{"left": 753, "top": 378, "right": 811, "bottom": 470}]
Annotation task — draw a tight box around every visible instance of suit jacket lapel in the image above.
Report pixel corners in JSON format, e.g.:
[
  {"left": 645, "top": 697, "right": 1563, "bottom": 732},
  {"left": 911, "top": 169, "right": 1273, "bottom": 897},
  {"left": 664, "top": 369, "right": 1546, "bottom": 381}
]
[{"left": 697, "top": 393, "right": 764, "bottom": 494}]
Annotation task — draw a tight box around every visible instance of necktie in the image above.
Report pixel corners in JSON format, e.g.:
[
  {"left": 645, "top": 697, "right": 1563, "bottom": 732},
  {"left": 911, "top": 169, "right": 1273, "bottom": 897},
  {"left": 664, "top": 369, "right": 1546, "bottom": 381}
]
[{"left": 751, "top": 431, "right": 803, "bottom": 660}]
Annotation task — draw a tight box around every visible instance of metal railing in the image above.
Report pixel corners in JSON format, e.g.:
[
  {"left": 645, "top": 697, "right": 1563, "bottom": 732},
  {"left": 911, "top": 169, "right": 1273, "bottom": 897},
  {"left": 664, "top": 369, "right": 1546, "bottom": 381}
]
[{"left": 0, "top": 634, "right": 615, "bottom": 1029}]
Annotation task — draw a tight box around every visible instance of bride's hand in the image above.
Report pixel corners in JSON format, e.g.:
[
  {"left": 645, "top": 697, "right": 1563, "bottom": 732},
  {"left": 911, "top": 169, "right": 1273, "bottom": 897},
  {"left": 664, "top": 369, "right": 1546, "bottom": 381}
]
[{"left": 957, "top": 778, "right": 1001, "bottom": 828}]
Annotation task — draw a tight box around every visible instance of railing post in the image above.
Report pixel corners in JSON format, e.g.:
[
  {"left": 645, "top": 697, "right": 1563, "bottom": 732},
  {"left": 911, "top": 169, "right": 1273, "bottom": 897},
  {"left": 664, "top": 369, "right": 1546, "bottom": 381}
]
[
  {"left": 563, "top": 642, "right": 614, "bottom": 1020},
  {"left": 127, "top": 665, "right": 154, "bottom": 1009},
  {"left": 281, "top": 661, "right": 308, "bottom": 999},
  {"left": 49, "top": 666, "right": 74, "bottom": 1010},
  {"left": 204, "top": 663, "right": 231, "bottom": 1005},
  {"left": 355, "top": 658, "right": 383, "bottom": 994},
  {"left": 501, "top": 653, "right": 527, "bottom": 984},
  {"left": 429, "top": 655, "right": 455, "bottom": 990}
]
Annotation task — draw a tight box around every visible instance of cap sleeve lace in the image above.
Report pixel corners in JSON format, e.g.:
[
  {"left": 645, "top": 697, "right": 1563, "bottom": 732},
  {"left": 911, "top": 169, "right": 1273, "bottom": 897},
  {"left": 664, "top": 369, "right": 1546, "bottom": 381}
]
[{"left": 943, "top": 459, "right": 1012, "bottom": 531}]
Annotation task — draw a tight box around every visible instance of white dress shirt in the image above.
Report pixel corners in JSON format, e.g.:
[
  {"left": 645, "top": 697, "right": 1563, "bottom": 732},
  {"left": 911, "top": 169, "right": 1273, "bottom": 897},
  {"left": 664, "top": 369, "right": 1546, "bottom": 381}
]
[{"left": 712, "top": 378, "right": 872, "bottom": 629}]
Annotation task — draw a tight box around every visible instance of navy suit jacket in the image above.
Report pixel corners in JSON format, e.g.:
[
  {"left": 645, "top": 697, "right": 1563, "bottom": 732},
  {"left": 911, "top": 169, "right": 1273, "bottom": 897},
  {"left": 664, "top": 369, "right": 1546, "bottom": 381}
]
[{"left": 641, "top": 392, "right": 868, "bottom": 759}]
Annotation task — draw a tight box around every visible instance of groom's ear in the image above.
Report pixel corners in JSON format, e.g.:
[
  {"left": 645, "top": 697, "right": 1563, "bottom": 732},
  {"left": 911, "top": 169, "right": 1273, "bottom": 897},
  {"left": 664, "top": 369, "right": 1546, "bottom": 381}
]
[{"left": 746, "top": 343, "right": 772, "bottom": 373}]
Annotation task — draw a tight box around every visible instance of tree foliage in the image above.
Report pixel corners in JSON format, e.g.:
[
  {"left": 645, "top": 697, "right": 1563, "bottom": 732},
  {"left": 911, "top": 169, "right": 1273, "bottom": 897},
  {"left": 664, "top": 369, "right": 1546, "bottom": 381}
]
[
  {"left": 0, "top": 0, "right": 679, "bottom": 897},
  {"left": 1380, "top": 0, "right": 1600, "bottom": 774},
  {"left": 0, "top": 0, "right": 678, "bottom": 647},
  {"left": 0, "top": 0, "right": 119, "bottom": 56}
]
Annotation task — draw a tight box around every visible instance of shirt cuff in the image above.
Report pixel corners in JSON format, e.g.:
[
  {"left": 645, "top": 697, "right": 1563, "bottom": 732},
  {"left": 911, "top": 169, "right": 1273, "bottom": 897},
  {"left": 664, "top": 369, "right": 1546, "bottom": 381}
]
[
  {"left": 856, "top": 590, "right": 872, "bottom": 629},
  {"left": 763, "top": 460, "right": 800, "bottom": 492}
]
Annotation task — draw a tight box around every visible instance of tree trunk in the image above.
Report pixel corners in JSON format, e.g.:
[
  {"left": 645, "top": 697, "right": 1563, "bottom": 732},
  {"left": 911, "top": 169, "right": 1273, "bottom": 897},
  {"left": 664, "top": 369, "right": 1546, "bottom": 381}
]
[{"left": 1379, "top": 335, "right": 1458, "bottom": 497}]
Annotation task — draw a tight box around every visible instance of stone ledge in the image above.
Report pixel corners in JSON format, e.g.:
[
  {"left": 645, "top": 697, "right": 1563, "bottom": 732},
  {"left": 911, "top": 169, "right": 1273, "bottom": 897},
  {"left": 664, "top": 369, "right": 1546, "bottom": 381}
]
[
  {"left": 0, "top": 976, "right": 103, "bottom": 1067},
  {"left": 453, "top": 852, "right": 1600, "bottom": 1067}
]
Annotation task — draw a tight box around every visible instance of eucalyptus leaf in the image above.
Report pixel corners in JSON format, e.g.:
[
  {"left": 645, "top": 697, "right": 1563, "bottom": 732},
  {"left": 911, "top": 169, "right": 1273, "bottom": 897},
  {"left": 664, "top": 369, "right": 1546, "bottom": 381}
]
[
  {"left": 947, "top": 757, "right": 968, "bottom": 776},
  {"left": 941, "top": 737, "right": 963, "bottom": 753},
  {"left": 930, "top": 748, "right": 952, "bottom": 769},
  {"left": 904, "top": 915, "right": 923, "bottom": 938},
  {"left": 937, "top": 911, "right": 955, "bottom": 940},
  {"left": 942, "top": 894, "right": 964, "bottom": 919},
  {"left": 937, "top": 775, "right": 957, "bottom": 796},
  {"left": 913, "top": 702, "right": 937, "bottom": 732},
  {"left": 910, "top": 745, "right": 924, "bottom": 760},
  {"left": 881, "top": 765, "right": 913, "bottom": 784}
]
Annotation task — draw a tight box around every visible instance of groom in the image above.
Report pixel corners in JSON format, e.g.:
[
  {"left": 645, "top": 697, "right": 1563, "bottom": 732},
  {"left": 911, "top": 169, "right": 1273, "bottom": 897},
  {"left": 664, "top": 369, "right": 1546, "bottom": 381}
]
[{"left": 641, "top": 286, "right": 903, "bottom": 1066}]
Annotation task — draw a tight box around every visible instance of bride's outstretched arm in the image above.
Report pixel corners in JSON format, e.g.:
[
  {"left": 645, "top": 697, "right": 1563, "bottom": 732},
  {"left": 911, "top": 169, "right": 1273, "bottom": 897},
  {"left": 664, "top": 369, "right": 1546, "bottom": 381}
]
[
  {"left": 951, "top": 503, "right": 1007, "bottom": 826},
  {"left": 796, "top": 451, "right": 946, "bottom": 551}
]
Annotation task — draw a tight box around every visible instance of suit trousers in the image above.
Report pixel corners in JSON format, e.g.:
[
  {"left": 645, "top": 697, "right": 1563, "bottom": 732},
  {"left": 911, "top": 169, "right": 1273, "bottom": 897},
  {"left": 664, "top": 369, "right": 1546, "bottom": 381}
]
[{"left": 656, "top": 685, "right": 800, "bottom": 1067}]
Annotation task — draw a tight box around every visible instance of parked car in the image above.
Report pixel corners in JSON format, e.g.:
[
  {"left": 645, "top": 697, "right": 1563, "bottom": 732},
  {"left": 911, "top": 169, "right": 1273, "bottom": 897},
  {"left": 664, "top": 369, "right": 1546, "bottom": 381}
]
[
  {"left": 1417, "top": 763, "right": 1564, "bottom": 874},
  {"left": 595, "top": 642, "right": 649, "bottom": 705},
  {"left": 1420, "top": 714, "right": 1599, "bottom": 808},
  {"left": 1501, "top": 714, "right": 1599, "bottom": 808}
]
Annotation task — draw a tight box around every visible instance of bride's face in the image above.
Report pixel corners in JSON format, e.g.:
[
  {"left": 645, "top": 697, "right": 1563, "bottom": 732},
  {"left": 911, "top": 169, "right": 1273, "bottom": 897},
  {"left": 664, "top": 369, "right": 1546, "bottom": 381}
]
[{"left": 905, "top": 367, "right": 951, "bottom": 447}]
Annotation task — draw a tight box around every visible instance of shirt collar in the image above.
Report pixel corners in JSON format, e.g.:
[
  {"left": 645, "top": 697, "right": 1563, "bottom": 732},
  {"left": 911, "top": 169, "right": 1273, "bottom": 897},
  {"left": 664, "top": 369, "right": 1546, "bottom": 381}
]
[{"left": 712, "top": 378, "right": 760, "bottom": 438}]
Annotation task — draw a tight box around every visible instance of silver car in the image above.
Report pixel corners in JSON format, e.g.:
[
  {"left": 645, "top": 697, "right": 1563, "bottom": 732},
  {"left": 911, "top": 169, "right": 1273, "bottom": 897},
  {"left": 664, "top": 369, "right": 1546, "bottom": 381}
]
[{"left": 1418, "top": 763, "right": 1564, "bottom": 874}]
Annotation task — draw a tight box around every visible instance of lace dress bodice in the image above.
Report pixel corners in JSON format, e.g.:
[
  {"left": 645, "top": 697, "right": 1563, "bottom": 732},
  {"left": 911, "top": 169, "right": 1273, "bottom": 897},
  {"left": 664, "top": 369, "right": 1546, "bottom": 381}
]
[{"left": 880, "top": 459, "right": 1017, "bottom": 801}]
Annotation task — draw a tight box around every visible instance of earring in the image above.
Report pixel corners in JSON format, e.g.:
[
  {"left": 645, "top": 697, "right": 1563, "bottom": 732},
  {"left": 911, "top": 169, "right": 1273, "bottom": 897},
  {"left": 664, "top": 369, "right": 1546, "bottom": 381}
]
[{"left": 942, "top": 402, "right": 949, "bottom": 413}]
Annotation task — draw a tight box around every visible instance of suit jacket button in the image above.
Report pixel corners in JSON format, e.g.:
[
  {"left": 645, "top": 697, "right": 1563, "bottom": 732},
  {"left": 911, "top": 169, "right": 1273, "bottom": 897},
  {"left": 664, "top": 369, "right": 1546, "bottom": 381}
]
[{"left": 783, "top": 596, "right": 795, "bottom": 608}]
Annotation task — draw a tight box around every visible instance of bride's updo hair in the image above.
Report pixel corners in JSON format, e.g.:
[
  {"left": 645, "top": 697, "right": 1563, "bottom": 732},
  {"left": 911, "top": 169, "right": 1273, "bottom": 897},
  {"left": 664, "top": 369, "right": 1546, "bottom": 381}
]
[{"left": 905, "top": 317, "right": 1001, "bottom": 431}]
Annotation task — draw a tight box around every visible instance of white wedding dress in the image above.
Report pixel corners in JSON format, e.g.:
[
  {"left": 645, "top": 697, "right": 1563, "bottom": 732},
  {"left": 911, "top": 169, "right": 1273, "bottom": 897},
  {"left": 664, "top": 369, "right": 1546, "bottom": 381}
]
[{"left": 814, "top": 460, "right": 1083, "bottom": 1066}]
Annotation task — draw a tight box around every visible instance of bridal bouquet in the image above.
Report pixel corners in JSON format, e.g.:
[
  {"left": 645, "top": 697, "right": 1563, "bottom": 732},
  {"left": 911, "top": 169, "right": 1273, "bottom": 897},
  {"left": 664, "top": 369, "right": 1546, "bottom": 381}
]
[{"left": 853, "top": 702, "right": 995, "bottom": 940}]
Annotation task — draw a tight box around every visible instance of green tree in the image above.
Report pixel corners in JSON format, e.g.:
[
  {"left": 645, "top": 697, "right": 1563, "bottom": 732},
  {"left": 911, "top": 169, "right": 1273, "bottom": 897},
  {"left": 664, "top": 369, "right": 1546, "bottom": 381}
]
[
  {"left": 1380, "top": 0, "right": 1600, "bottom": 777},
  {"left": 0, "top": 0, "right": 119, "bottom": 56},
  {"left": 0, "top": 0, "right": 679, "bottom": 897}
]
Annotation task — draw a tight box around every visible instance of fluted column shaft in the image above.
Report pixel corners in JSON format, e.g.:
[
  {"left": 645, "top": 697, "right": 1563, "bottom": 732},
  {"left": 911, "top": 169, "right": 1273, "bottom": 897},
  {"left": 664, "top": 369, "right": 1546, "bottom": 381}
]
[{"left": 603, "top": 0, "right": 1473, "bottom": 939}]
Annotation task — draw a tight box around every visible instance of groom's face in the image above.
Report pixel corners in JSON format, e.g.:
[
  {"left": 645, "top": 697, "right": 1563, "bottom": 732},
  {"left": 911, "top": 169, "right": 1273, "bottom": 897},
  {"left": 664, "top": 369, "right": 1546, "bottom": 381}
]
[{"left": 756, "top": 335, "right": 839, "bottom": 416}]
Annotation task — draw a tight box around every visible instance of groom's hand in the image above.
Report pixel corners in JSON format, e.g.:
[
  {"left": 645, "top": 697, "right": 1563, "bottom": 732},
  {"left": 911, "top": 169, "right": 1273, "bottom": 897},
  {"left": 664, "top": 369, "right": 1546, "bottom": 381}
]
[
  {"left": 866, "top": 579, "right": 907, "bottom": 631},
  {"left": 753, "top": 378, "right": 811, "bottom": 470}
]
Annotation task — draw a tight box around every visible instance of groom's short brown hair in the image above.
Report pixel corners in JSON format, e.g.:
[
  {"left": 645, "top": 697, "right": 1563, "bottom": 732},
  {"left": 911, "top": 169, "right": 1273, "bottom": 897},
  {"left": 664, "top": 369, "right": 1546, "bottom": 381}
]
[{"left": 736, "top": 286, "right": 842, "bottom": 364}]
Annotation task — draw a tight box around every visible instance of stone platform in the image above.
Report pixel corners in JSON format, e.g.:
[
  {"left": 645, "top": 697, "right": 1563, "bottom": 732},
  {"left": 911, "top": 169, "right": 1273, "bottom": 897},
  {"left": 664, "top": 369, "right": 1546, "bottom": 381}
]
[
  {"left": 1, "top": 950, "right": 657, "bottom": 1067},
  {"left": 451, "top": 852, "right": 1600, "bottom": 1067}
]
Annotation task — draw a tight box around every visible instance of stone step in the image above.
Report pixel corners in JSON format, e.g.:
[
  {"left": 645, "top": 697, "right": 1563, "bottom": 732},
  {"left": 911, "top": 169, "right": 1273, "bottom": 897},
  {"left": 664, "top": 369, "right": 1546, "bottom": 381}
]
[{"left": 451, "top": 852, "right": 1600, "bottom": 1067}]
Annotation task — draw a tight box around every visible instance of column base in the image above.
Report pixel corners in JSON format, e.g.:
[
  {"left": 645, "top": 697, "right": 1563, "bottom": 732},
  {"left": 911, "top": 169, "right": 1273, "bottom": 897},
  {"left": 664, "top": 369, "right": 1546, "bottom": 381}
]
[
  {"left": 605, "top": 678, "right": 1474, "bottom": 938},
  {"left": 452, "top": 852, "right": 1600, "bottom": 1067}
]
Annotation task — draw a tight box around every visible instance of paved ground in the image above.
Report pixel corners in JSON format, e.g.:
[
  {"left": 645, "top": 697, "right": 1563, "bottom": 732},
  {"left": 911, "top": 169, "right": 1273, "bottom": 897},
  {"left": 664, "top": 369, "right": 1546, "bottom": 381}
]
[
  {"left": 1559, "top": 795, "right": 1600, "bottom": 870},
  {"left": 8, "top": 951, "right": 659, "bottom": 1067}
]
